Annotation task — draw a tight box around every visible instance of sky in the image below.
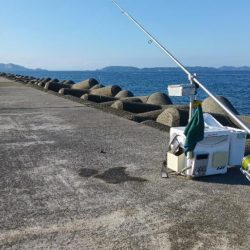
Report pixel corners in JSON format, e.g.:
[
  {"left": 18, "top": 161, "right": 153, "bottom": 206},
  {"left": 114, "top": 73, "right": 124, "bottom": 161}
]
[{"left": 0, "top": 0, "right": 250, "bottom": 70}]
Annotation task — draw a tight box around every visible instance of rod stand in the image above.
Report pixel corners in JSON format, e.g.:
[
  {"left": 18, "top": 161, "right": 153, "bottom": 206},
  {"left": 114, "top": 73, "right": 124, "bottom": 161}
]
[{"left": 188, "top": 73, "right": 198, "bottom": 121}]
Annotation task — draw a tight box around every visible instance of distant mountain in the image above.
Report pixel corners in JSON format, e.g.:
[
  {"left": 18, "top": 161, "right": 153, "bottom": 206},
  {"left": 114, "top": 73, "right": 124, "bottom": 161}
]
[
  {"left": 100, "top": 66, "right": 140, "bottom": 72},
  {"left": 0, "top": 63, "right": 47, "bottom": 72},
  {"left": 99, "top": 66, "right": 217, "bottom": 72},
  {"left": 99, "top": 65, "right": 250, "bottom": 72},
  {"left": 218, "top": 66, "right": 250, "bottom": 71},
  {"left": 1, "top": 63, "right": 249, "bottom": 73},
  {"left": 141, "top": 67, "right": 178, "bottom": 72}
]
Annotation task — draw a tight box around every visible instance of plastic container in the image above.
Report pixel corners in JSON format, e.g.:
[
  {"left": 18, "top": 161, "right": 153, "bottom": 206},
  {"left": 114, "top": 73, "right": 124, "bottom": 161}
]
[
  {"left": 167, "top": 152, "right": 186, "bottom": 172},
  {"left": 168, "top": 84, "right": 196, "bottom": 96},
  {"left": 226, "top": 127, "right": 247, "bottom": 166}
]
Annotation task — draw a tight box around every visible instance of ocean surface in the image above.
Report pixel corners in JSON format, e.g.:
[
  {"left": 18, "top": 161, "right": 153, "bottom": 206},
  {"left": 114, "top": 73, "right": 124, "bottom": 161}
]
[{"left": 19, "top": 69, "right": 250, "bottom": 115}]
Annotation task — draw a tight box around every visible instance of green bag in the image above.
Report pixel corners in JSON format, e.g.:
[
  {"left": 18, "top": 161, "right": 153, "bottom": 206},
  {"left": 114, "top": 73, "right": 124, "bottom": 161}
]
[{"left": 184, "top": 104, "right": 204, "bottom": 154}]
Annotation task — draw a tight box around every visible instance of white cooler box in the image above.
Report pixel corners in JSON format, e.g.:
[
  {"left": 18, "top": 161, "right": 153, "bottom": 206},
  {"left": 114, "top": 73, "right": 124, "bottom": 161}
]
[
  {"left": 203, "top": 113, "right": 247, "bottom": 166},
  {"left": 167, "top": 113, "right": 247, "bottom": 177},
  {"left": 169, "top": 126, "right": 231, "bottom": 177}
]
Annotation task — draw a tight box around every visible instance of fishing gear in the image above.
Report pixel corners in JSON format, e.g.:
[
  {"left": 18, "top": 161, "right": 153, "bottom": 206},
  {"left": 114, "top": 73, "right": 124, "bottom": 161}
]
[
  {"left": 111, "top": 0, "right": 250, "bottom": 135},
  {"left": 241, "top": 155, "right": 250, "bottom": 181},
  {"left": 112, "top": 0, "right": 250, "bottom": 182}
]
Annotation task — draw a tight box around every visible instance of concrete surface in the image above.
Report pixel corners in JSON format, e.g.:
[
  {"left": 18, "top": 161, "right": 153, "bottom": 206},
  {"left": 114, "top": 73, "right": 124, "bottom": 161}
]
[{"left": 0, "top": 77, "right": 250, "bottom": 250}]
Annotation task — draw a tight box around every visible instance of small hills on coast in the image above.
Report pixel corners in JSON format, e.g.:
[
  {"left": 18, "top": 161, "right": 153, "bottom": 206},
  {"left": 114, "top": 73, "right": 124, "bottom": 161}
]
[
  {"left": 0, "top": 63, "right": 250, "bottom": 73},
  {"left": 0, "top": 63, "right": 47, "bottom": 72},
  {"left": 100, "top": 66, "right": 250, "bottom": 72}
]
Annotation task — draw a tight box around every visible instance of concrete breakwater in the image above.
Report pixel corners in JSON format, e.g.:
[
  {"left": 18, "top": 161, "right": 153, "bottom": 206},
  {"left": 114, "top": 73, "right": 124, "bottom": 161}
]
[
  {"left": 1, "top": 73, "right": 250, "bottom": 249},
  {"left": 1, "top": 71, "right": 250, "bottom": 153}
]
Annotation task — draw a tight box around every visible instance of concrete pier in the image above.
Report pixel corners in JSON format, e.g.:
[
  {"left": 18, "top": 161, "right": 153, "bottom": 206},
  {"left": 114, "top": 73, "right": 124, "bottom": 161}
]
[{"left": 0, "top": 77, "right": 250, "bottom": 249}]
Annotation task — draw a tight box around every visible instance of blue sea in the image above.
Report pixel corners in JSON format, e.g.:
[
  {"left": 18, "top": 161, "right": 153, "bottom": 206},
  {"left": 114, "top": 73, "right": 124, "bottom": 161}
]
[{"left": 20, "top": 69, "right": 250, "bottom": 115}]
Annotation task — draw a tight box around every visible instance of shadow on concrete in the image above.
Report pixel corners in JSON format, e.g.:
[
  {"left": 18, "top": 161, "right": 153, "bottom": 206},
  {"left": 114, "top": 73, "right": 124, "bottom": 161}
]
[
  {"left": 95, "top": 167, "right": 147, "bottom": 184},
  {"left": 79, "top": 167, "right": 147, "bottom": 184},
  {"left": 195, "top": 167, "right": 250, "bottom": 186},
  {"left": 79, "top": 168, "right": 98, "bottom": 177}
]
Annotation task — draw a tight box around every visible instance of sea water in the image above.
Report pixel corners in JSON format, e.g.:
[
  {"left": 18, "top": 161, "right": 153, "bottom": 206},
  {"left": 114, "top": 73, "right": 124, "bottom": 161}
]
[{"left": 20, "top": 68, "right": 250, "bottom": 115}]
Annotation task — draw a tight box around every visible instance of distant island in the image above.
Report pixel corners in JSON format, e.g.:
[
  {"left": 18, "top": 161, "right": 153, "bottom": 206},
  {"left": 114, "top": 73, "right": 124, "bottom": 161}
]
[
  {"left": 1, "top": 63, "right": 250, "bottom": 73},
  {"left": 0, "top": 63, "right": 47, "bottom": 72},
  {"left": 99, "top": 66, "right": 250, "bottom": 72}
]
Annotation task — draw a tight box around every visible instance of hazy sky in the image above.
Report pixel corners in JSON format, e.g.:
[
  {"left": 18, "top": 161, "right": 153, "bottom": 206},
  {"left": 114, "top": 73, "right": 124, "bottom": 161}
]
[{"left": 0, "top": 0, "right": 250, "bottom": 70}]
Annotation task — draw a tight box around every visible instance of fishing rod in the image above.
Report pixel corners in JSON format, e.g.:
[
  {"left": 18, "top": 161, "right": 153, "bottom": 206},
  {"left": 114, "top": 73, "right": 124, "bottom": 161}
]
[{"left": 112, "top": 0, "right": 250, "bottom": 135}]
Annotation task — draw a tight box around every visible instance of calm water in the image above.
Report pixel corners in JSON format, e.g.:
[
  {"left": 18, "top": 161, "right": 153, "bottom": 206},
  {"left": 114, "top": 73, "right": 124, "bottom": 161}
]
[{"left": 20, "top": 69, "right": 250, "bottom": 115}]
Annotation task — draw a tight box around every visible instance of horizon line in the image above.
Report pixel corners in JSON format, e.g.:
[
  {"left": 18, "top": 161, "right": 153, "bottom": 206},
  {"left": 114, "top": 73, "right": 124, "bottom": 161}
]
[{"left": 1, "top": 62, "right": 250, "bottom": 71}]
